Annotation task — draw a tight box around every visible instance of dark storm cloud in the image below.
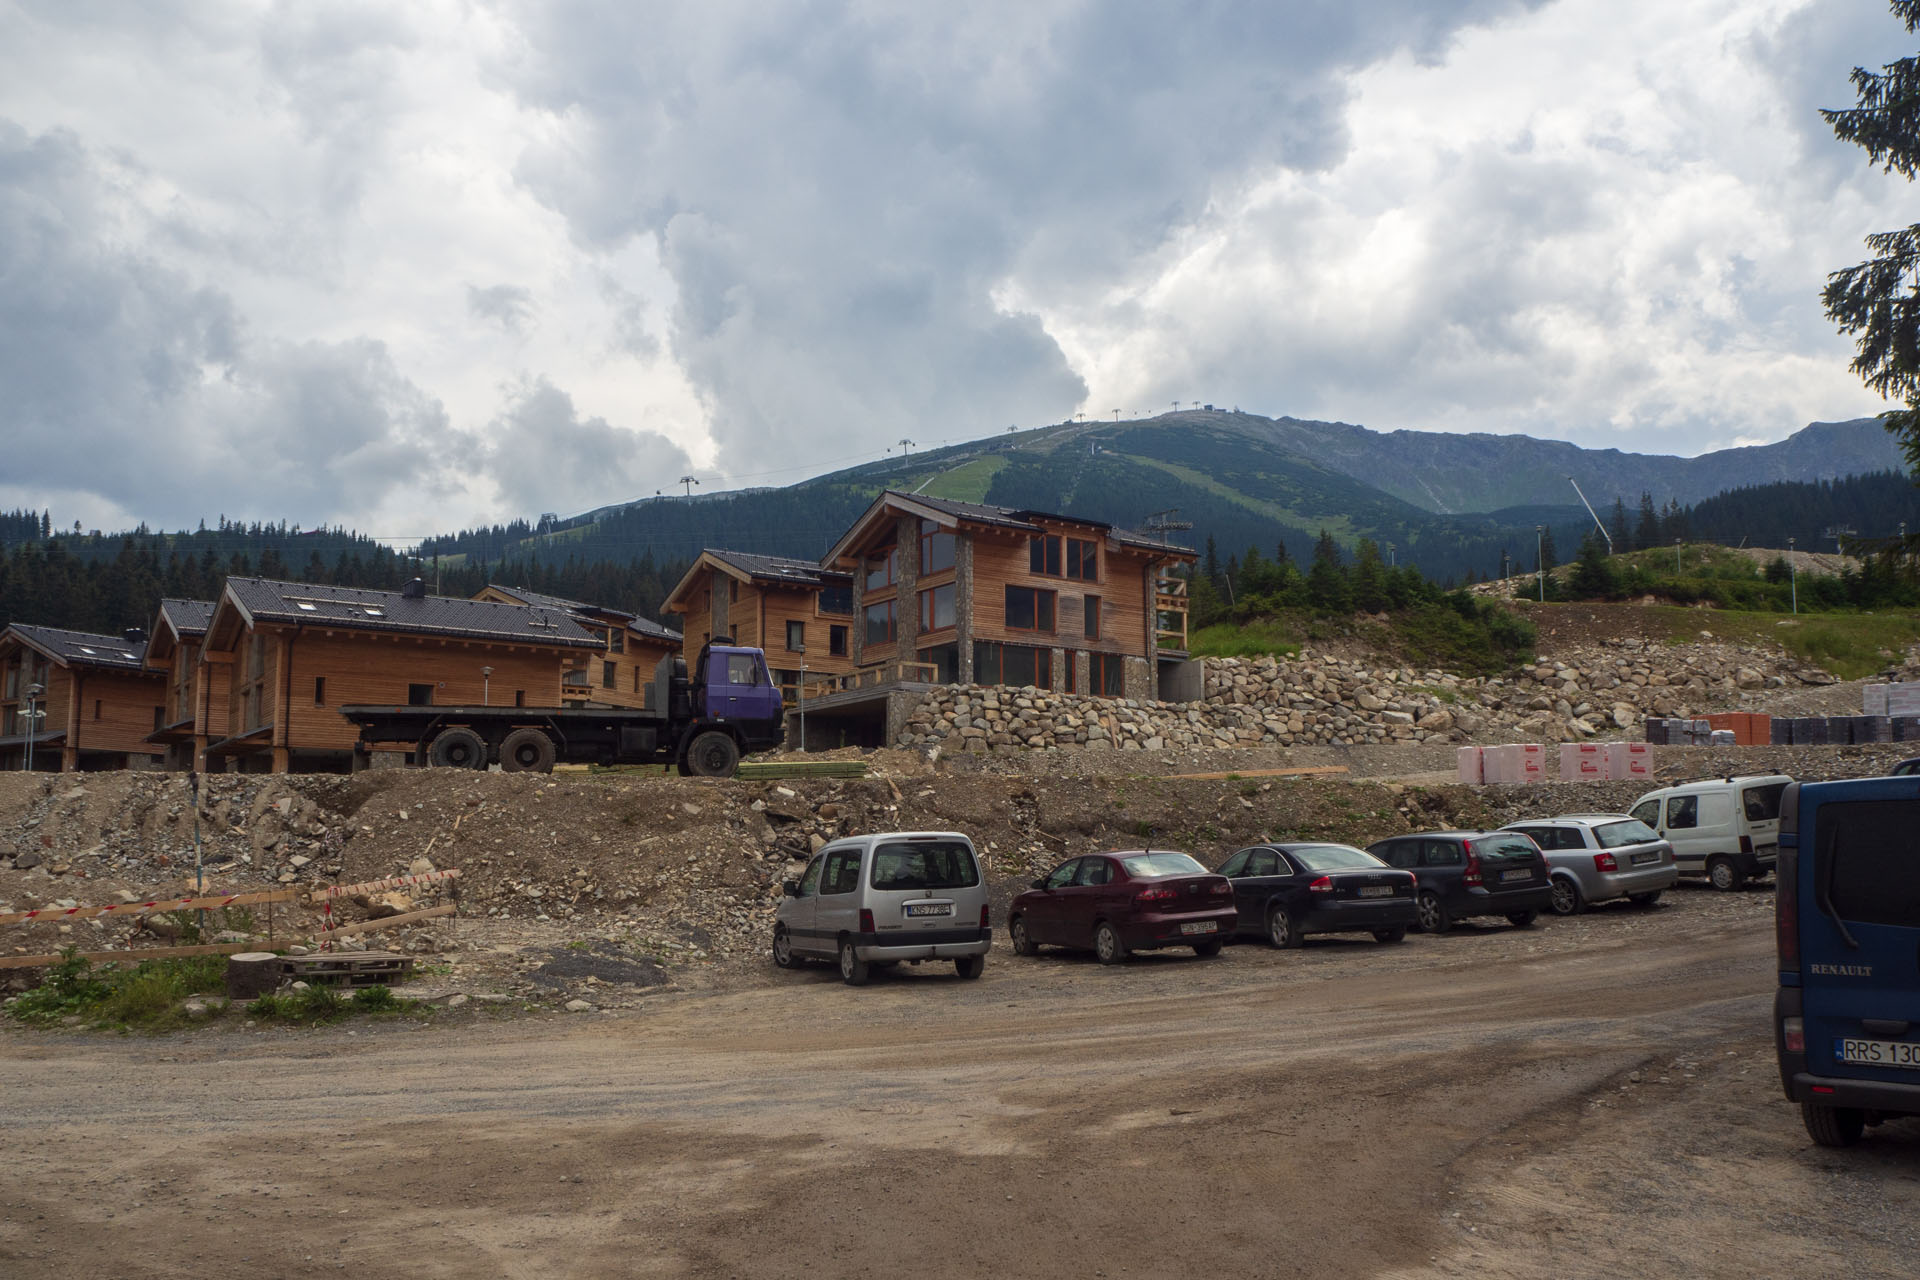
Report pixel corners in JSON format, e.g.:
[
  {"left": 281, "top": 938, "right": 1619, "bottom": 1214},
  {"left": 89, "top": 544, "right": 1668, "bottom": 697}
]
[{"left": 496, "top": 0, "right": 1540, "bottom": 474}]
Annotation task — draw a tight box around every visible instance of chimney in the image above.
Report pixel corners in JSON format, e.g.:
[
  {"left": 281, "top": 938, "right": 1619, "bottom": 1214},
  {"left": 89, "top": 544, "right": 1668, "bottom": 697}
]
[
  {"left": 402, "top": 578, "right": 427, "bottom": 600},
  {"left": 123, "top": 627, "right": 147, "bottom": 647}
]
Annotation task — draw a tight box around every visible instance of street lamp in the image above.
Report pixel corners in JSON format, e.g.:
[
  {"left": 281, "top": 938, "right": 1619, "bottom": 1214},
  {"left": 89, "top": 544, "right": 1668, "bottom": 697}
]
[
  {"left": 797, "top": 663, "right": 807, "bottom": 753},
  {"left": 481, "top": 666, "right": 493, "bottom": 706},
  {"left": 1675, "top": 537, "right": 1682, "bottom": 576},
  {"left": 1535, "top": 526, "right": 1545, "bottom": 602},
  {"left": 22, "top": 682, "right": 43, "bottom": 772},
  {"left": 1788, "top": 537, "right": 1797, "bottom": 615}
]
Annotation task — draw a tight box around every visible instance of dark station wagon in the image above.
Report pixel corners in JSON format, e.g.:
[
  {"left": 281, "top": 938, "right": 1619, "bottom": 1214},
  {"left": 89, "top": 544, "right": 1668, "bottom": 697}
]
[
  {"left": 1364, "top": 831, "right": 1554, "bottom": 933},
  {"left": 1215, "top": 843, "right": 1417, "bottom": 947}
]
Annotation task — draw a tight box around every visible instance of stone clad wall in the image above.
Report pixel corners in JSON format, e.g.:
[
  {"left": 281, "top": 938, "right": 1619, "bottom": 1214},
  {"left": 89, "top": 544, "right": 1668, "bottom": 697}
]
[{"left": 892, "top": 638, "right": 1838, "bottom": 753}]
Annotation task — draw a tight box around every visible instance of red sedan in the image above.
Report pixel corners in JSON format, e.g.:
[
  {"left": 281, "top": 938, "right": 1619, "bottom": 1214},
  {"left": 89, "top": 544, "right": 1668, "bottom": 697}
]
[{"left": 1008, "top": 850, "right": 1238, "bottom": 964}]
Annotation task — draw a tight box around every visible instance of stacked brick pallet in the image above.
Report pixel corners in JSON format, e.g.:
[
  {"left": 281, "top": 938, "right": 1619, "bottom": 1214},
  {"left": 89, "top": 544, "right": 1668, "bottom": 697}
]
[{"left": 1457, "top": 742, "right": 1653, "bottom": 783}]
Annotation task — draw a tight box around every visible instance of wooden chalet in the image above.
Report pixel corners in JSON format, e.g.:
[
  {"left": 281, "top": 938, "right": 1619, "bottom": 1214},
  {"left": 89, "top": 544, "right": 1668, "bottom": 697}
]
[
  {"left": 821, "top": 491, "right": 1195, "bottom": 700},
  {"left": 0, "top": 624, "right": 166, "bottom": 772},
  {"left": 661, "top": 551, "right": 857, "bottom": 700},
  {"left": 471, "top": 584, "right": 681, "bottom": 710},
  {"left": 192, "top": 577, "right": 601, "bottom": 772},
  {"left": 142, "top": 598, "right": 217, "bottom": 770}
]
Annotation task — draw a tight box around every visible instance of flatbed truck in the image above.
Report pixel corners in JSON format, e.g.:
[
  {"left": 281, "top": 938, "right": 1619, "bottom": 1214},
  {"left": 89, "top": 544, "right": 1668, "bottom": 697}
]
[{"left": 339, "top": 641, "right": 785, "bottom": 778}]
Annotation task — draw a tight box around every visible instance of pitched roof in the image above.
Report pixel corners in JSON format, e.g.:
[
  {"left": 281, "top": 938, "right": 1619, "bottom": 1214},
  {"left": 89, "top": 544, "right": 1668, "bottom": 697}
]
[
  {"left": 483, "top": 583, "right": 682, "bottom": 643},
  {"left": 158, "top": 598, "right": 216, "bottom": 639},
  {"left": 705, "top": 550, "right": 850, "bottom": 588},
  {"left": 827, "top": 490, "right": 1196, "bottom": 564},
  {"left": 218, "top": 578, "right": 600, "bottom": 648},
  {"left": 4, "top": 624, "right": 150, "bottom": 671}
]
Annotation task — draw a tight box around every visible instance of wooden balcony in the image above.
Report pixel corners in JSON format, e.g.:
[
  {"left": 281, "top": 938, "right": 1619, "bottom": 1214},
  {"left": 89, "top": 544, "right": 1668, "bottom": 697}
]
[
  {"left": 1155, "top": 574, "right": 1190, "bottom": 652},
  {"left": 798, "top": 661, "right": 939, "bottom": 701}
]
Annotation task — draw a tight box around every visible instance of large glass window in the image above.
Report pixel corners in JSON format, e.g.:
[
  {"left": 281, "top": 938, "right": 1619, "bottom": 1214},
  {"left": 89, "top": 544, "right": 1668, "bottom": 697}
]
[
  {"left": 1005, "top": 585, "right": 1056, "bottom": 633},
  {"left": 919, "top": 643, "right": 958, "bottom": 684},
  {"left": 1083, "top": 595, "right": 1101, "bottom": 640},
  {"left": 864, "top": 599, "right": 896, "bottom": 647},
  {"left": 1090, "top": 652, "right": 1124, "bottom": 696},
  {"left": 817, "top": 584, "right": 853, "bottom": 616},
  {"left": 1821, "top": 799, "right": 1920, "bottom": 927},
  {"left": 829, "top": 624, "right": 848, "bottom": 657},
  {"left": 920, "top": 520, "right": 955, "bottom": 575},
  {"left": 1067, "top": 538, "right": 1099, "bottom": 581},
  {"left": 865, "top": 547, "right": 898, "bottom": 591},
  {"left": 1029, "top": 535, "right": 1062, "bottom": 576},
  {"left": 919, "top": 582, "right": 956, "bottom": 632},
  {"left": 871, "top": 840, "right": 979, "bottom": 890},
  {"left": 974, "top": 641, "right": 1051, "bottom": 689}
]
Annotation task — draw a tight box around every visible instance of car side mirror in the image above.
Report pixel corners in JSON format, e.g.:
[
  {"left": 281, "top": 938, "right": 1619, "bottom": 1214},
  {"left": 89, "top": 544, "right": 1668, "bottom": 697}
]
[
  {"left": 781, "top": 881, "right": 801, "bottom": 898},
  {"left": 1031, "top": 878, "right": 1048, "bottom": 891}
]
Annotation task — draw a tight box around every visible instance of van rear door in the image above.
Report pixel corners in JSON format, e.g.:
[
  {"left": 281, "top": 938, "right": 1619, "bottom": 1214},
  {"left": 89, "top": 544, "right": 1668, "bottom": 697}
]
[
  {"left": 1800, "top": 789, "right": 1920, "bottom": 1088},
  {"left": 865, "top": 837, "right": 983, "bottom": 946}
]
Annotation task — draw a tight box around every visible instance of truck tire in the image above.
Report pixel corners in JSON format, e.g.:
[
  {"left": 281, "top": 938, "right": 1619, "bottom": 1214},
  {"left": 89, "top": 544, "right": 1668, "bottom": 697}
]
[
  {"left": 683, "top": 731, "right": 741, "bottom": 778},
  {"left": 427, "top": 727, "right": 488, "bottom": 770},
  {"left": 498, "top": 727, "right": 557, "bottom": 774}
]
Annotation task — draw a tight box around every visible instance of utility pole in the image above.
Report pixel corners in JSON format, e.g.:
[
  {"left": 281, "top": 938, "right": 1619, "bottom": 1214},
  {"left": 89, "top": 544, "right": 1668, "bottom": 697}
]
[
  {"left": 1567, "top": 476, "right": 1612, "bottom": 552},
  {"left": 1788, "top": 536, "right": 1797, "bottom": 614}
]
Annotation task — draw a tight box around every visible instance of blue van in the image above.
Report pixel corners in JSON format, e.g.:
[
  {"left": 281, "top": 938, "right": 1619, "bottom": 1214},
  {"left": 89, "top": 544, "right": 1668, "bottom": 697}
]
[{"left": 1774, "top": 776, "right": 1920, "bottom": 1146}]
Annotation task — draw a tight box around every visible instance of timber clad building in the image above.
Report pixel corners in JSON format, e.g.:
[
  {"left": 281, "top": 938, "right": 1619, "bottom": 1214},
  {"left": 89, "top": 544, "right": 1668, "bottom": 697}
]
[
  {"left": 822, "top": 492, "right": 1195, "bottom": 701},
  {"left": 471, "top": 584, "right": 681, "bottom": 710},
  {"left": 191, "top": 578, "right": 600, "bottom": 772},
  {"left": 663, "top": 551, "right": 857, "bottom": 700},
  {"left": 144, "top": 598, "right": 217, "bottom": 770},
  {"left": 0, "top": 624, "right": 165, "bottom": 771}
]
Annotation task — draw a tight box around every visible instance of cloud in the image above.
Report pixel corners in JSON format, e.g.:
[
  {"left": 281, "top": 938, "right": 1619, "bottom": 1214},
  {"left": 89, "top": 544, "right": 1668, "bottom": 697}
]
[
  {"left": 467, "top": 283, "right": 536, "bottom": 336},
  {"left": 481, "top": 376, "right": 693, "bottom": 514}
]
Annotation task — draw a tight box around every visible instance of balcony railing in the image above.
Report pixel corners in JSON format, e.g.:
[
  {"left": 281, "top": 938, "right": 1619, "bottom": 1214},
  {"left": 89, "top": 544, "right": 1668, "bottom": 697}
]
[
  {"left": 1155, "top": 574, "right": 1190, "bottom": 651},
  {"left": 798, "top": 661, "right": 939, "bottom": 701}
]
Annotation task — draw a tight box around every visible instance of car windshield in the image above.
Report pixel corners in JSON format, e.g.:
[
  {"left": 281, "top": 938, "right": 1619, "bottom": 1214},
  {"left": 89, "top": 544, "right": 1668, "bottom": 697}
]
[
  {"left": 869, "top": 841, "right": 980, "bottom": 891},
  {"left": 1289, "top": 844, "right": 1386, "bottom": 872},
  {"left": 1742, "top": 782, "right": 1786, "bottom": 822},
  {"left": 1594, "top": 819, "right": 1660, "bottom": 849},
  {"left": 1474, "top": 835, "right": 1538, "bottom": 862},
  {"left": 1119, "top": 852, "right": 1207, "bottom": 878}
]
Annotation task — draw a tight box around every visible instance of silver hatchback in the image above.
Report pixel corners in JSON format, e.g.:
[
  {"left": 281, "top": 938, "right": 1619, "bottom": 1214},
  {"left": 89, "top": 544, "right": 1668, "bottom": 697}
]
[
  {"left": 773, "top": 831, "right": 992, "bottom": 985},
  {"left": 1499, "top": 815, "right": 1678, "bottom": 916}
]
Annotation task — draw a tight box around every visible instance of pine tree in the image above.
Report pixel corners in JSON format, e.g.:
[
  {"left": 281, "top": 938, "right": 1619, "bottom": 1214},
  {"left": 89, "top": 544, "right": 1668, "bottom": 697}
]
[
  {"left": 1635, "top": 492, "right": 1660, "bottom": 549},
  {"left": 1306, "top": 529, "right": 1350, "bottom": 613},
  {"left": 1609, "top": 498, "right": 1632, "bottom": 552}
]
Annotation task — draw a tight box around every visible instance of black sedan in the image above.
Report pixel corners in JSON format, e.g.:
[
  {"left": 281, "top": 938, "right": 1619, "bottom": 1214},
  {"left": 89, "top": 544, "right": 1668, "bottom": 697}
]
[{"left": 1215, "top": 843, "right": 1418, "bottom": 947}]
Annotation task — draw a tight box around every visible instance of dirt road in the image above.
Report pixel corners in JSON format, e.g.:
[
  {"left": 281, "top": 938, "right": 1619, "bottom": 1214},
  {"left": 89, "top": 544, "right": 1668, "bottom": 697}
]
[{"left": 3, "top": 887, "right": 1914, "bottom": 1279}]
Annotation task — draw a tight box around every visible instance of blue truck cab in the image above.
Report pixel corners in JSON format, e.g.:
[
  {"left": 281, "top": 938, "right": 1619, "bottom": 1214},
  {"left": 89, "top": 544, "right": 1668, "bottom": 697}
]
[{"left": 1775, "top": 775, "right": 1920, "bottom": 1146}]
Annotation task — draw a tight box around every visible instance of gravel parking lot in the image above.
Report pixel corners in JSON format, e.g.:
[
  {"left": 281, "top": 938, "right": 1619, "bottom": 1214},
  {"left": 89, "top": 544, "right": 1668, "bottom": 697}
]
[{"left": 3, "top": 881, "right": 1915, "bottom": 1279}]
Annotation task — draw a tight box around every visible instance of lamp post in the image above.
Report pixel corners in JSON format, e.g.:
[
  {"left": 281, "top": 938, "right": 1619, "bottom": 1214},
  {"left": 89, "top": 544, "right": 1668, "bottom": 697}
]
[
  {"left": 481, "top": 666, "right": 493, "bottom": 706},
  {"left": 797, "top": 663, "right": 807, "bottom": 753},
  {"left": 1788, "top": 537, "right": 1797, "bottom": 615},
  {"left": 22, "top": 682, "right": 43, "bottom": 772},
  {"left": 1535, "top": 526, "right": 1545, "bottom": 602},
  {"left": 1675, "top": 537, "right": 1682, "bottom": 575}
]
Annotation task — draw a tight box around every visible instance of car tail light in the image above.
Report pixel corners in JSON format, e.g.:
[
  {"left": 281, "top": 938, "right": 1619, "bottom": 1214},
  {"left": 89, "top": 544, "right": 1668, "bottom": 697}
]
[
  {"left": 1135, "top": 885, "right": 1177, "bottom": 906},
  {"left": 1592, "top": 852, "right": 1618, "bottom": 873},
  {"left": 1209, "top": 880, "right": 1232, "bottom": 896},
  {"left": 1740, "top": 835, "right": 1755, "bottom": 855},
  {"left": 1782, "top": 1016, "right": 1805, "bottom": 1054},
  {"left": 1776, "top": 876, "right": 1799, "bottom": 969},
  {"left": 858, "top": 908, "right": 875, "bottom": 934},
  {"left": 1308, "top": 875, "right": 1334, "bottom": 894},
  {"left": 979, "top": 903, "right": 991, "bottom": 929},
  {"left": 1462, "top": 842, "right": 1482, "bottom": 888}
]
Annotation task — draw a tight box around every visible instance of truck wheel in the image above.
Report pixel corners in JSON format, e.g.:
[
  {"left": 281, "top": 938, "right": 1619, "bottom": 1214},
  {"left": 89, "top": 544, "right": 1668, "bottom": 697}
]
[
  {"left": 684, "top": 731, "right": 740, "bottom": 778},
  {"left": 427, "top": 727, "right": 488, "bottom": 770},
  {"left": 498, "top": 727, "right": 557, "bottom": 774},
  {"left": 1802, "top": 1102, "right": 1865, "bottom": 1147}
]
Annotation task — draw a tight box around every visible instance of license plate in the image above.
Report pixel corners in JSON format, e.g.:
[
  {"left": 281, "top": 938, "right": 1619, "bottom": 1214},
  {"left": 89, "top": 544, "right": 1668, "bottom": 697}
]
[
  {"left": 904, "top": 902, "right": 952, "bottom": 918},
  {"left": 1630, "top": 851, "right": 1659, "bottom": 865},
  {"left": 1836, "top": 1038, "right": 1920, "bottom": 1069},
  {"left": 1180, "top": 921, "right": 1217, "bottom": 935},
  {"left": 1358, "top": 885, "right": 1394, "bottom": 898},
  {"left": 1500, "top": 868, "right": 1532, "bottom": 883}
]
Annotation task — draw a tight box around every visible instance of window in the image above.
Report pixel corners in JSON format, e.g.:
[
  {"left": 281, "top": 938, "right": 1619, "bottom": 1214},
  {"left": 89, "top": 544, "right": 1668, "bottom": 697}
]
[
  {"left": 1120, "top": 852, "right": 1207, "bottom": 877},
  {"left": 798, "top": 856, "right": 823, "bottom": 897},
  {"left": 1422, "top": 840, "right": 1464, "bottom": 867},
  {"left": 786, "top": 619, "right": 806, "bottom": 652},
  {"left": 314, "top": 676, "right": 326, "bottom": 705},
  {"left": 1090, "top": 652, "right": 1124, "bottom": 696},
  {"left": 1067, "top": 537, "right": 1099, "bottom": 581},
  {"left": 1666, "top": 795, "right": 1699, "bottom": 830},
  {"left": 1064, "top": 653, "right": 1077, "bottom": 694},
  {"left": 1044, "top": 860, "right": 1079, "bottom": 890},
  {"left": 1083, "top": 595, "right": 1101, "bottom": 640},
  {"left": 821, "top": 848, "right": 862, "bottom": 895},
  {"left": 408, "top": 683, "right": 434, "bottom": 706},
  {"left": 870, "top": 840, "right": 979, "bottom": 890},
  {"left": 362, "top": 606, "right": 384, "bottom": 618},
  {"left": 864, "top": 599, "right": 896, "bottom": 647},
  {"left": 817, "top": 585, "right": 853, "bottom": 616},
  {"left": 974, "top": 641, "right": 1051, "bottom": 689},
  {"left": 1743, "top": 783, "right": 1786, "bottom": 822},
  {"left": 1291, "top": 845, "right": 1389, "bottom": 872},
  {"left": 1821, "top": 799, "right": 1920, "bottom": 927},
  {"left": 94, "top": 699, "right": 102, "bottom": 720},
  {"left": 1218, "top": 850, "right": 1251, "bottom": 878},
  {"left": 919, "top": 642, "right": 959, "bottom": 684},
  {"left": 919, "top": 582, "right": 955, "bottom": 632},
  {"left": 920, "top": 520, "right": 955, "bottom": 575},
  {"left": 1378, "top": 841, "right": 1419, "bottom": 870},
  {"left": 1245, "top": 850, "right": 1281, "bottom": 877},
  {"left": 1005, "top": 585, "right": 1056, "bottom": 633},
  {"left": 1630, "top": 800, "right": 1661, "bottom": 828},
  {"left": 866, "top": 546, "right": 898, "bottom": 591},
  {"left": 1595, "top": 820, "right": 1659, "bottom": 849},
  {"left": 729, "top": 579, "right": 738, "bottom": 603},
  {"left": 633, "top": 667, "right": 642, "bottom": 693},
  {"left": 603, "top": 661, "right": 617, "bottom": 689},
  {"left": 726, "top": 654, "right": 762, "bottom": 685},
  {"left": 296, "top": 602, "right": 318, "bottom": 613},
  {"left": 1074, "top": 858, "right": 1113, "bottom": 886},
  {"left": 153, "top": 706, "right": 165, "bottom": 732},
  {"left": 514, "top": 690, "right": 525, "bottom": 707},
  {"left": 609, "top": 630, "right": 624, "bottom": 653},
  {"left": 1029, "top": 535, "right": 1062, "bottom": 576},
  {"left": 829, "top": 624, "right": 848, "bottom": 657}
]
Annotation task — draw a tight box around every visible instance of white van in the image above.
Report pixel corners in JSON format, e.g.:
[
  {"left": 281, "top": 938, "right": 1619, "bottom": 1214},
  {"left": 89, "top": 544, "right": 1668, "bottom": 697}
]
[
  {"left": 772, "top": 831, "right": 992, "bottom": 985},
  {"left": 1628, "top": 774, "right": 1792, "bottom": 891}
]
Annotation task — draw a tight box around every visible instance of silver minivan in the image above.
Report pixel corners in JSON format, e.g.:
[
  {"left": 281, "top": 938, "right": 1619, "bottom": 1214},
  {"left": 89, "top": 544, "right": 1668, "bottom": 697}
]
[
  {"left": 773, "top": 831, "right": 992, "bottom": 985},
  {"left": 1629, "top": 774, "right": 1791, "bottom": 890}
]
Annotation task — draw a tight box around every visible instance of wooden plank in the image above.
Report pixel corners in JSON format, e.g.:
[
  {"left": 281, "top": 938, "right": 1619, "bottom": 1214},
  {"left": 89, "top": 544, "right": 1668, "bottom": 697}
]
[
  {"left": 0, "top": 941, "right": 274, "bottom": 969},
  {"left": 1165, "top": 765, "right": 1351, "bottom": 781},
  {"left": 302, "top": 869, "right": 461, "bottom": 903},
  {"left": 0, "top": 888, "right": 297, "bottom": 927},
  {"left": 312, "top": 903, "right": 456, "bottom": 939},
  {"left": 736, "top": 761, "right": 868, "bottom": 780}
]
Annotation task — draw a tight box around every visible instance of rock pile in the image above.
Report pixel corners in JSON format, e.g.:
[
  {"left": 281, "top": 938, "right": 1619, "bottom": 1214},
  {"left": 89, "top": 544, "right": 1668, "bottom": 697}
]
[{"left": 897, "top": 638, "right": 1838, "bottom": 753}]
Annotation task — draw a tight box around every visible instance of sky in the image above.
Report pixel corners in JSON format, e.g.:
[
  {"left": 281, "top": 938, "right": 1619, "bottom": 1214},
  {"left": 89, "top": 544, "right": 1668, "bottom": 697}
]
[{"left": 0, "top": 0, "right": 1912, "bottom": 540}]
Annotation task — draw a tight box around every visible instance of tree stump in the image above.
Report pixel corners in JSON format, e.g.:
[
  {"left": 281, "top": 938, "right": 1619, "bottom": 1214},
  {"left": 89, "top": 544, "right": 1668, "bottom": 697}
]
[{"left": 224, "top": 953, "right": 284, "bottom": 1001}]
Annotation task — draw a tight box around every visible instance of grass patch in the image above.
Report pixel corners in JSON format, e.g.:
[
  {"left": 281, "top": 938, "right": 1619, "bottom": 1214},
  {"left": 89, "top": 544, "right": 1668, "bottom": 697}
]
[
  {"left": 7, "top": 951, "right": 227, "bottom": 1031},
  {"left": 1190, "top": 619, "right": 1304, "bottom": 659},
  {"left": 1777, "top": 615, "right": 1920, "bottom": 679}
]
